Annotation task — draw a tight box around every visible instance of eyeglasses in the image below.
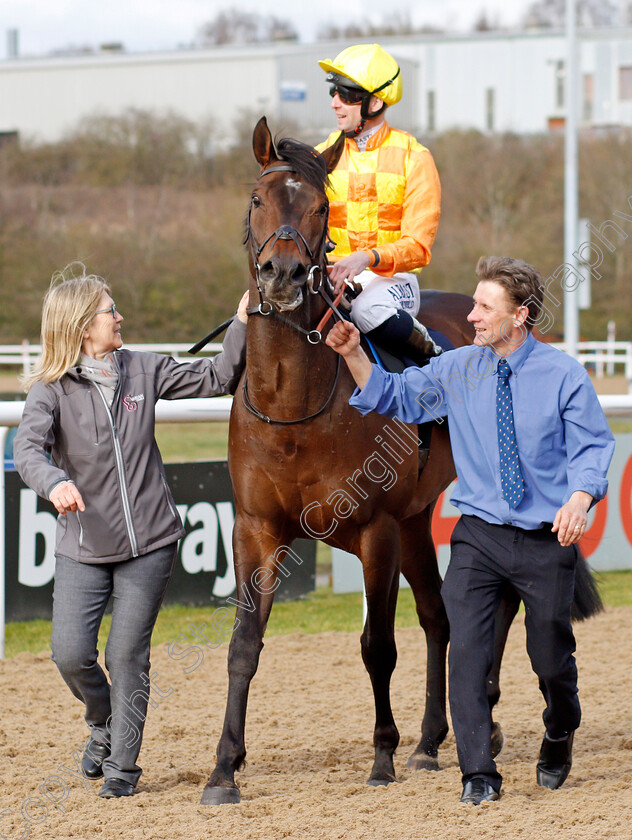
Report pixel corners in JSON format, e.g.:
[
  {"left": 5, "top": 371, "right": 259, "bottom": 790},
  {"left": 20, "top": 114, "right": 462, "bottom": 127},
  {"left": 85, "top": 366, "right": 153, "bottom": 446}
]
[
  {"left": 329, "top": 84, "right": 365, "bottom": 106},
  {"left": 95, "top": 304, "right": 118, "bottom": 318}
]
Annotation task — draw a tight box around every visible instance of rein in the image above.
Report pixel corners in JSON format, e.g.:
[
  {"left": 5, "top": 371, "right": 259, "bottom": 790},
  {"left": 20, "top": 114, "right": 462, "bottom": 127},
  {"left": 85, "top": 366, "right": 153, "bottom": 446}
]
[
  {"left": 241, "top": 354, "right": 341, "bottom": 425},
  {"left": 245, "top": 283, "right": 346, "bottom": 344}
]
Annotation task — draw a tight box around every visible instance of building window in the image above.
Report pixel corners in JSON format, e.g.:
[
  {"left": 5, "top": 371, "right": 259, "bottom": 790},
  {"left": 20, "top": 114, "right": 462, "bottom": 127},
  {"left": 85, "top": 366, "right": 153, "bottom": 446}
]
[
  {"left": 555, "top": 60, "right": 565, "bottom": 109},
  {"left": 486, "top": 88, "right": 495, "bottom": 132},
  {"left": 583, "top": 73, "right": 594, "bottom": 123},
  {"left": 620, "top": 66, "right": 632, "bottom": 101},
  {"left": 427, "top": 90, "right": 436, "bottom": 132}
]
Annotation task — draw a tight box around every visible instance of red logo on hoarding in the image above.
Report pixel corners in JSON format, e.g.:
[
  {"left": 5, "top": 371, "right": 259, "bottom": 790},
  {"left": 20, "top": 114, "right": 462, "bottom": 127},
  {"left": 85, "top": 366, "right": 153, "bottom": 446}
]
[{"left": 618, "top": 454, "right": 632, "bottom": 547}]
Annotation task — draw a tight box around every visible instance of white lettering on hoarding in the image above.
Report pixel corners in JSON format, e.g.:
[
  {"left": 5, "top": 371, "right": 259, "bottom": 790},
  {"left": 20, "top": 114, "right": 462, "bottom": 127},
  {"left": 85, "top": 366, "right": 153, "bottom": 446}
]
[
  {"left": 176, "top": 501, "right": 236, "bottom": 597},
  {"left": 18, "top": 489, "right": 55, "bottom": 587}
]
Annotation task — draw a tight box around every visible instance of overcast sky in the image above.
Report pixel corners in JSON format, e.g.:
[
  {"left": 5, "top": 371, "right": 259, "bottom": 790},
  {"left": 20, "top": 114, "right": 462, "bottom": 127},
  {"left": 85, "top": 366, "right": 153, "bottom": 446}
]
[{"left": 0, "top": 0, "right": 532, "bottom": 59}]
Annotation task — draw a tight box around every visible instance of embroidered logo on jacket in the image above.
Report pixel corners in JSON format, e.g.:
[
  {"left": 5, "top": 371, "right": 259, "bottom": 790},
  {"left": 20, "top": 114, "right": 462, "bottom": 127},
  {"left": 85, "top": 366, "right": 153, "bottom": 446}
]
[{"left": 123, "top": 393, "right": 145, "bottom": 412}]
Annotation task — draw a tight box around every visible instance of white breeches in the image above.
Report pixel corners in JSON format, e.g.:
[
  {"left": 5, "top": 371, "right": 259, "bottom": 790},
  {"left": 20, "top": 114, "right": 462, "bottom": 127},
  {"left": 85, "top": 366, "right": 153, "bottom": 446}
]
[{"left": 348, "top": 271, "right": 421, "bottom": 332}]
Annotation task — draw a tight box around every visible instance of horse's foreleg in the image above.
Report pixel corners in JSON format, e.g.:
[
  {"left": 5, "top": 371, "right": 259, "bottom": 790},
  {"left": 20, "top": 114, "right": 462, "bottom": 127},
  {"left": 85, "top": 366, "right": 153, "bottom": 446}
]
[
  {"left": 487, "top": 583, "right": 521, "bottom": 758},
  {"left": 201, "top": 518, "right": 287, "bottom": 805},
  {"left": 400, "top": 507, "right": 450, "bottom": 771},
  {"left": 359, "top": 514, "right": 401, "bottom": 786}
]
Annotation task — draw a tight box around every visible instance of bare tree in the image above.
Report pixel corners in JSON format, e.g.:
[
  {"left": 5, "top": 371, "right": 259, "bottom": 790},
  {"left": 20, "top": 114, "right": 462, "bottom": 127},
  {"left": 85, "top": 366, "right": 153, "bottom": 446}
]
[
  {"left": 472, "top": 10, "right": 501, "bottom": 31},
  {"left": 522, "top": 0, "right": 619, "bottom": 28},
  {"left": 197, "top": 9, "right": 297, "bottom": 46},
  {"left": 198, "top": 11, "right": 257, "bottom": 45},
  {"left": 317, "top": 12, "right": 443, "bottom": 41}
]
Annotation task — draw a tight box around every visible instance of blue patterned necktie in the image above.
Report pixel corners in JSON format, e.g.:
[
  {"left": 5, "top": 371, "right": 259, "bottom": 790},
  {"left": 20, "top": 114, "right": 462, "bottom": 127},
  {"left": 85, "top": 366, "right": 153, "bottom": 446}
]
[{"left": 496, "top": 359, "right": 524, "bottom": 508}]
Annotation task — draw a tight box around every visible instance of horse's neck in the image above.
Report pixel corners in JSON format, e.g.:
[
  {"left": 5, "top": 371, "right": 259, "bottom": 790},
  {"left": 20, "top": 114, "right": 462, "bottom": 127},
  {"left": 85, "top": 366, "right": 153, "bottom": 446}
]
[{"left": 245, "top": 302, "right": 336, "bottom": 417}]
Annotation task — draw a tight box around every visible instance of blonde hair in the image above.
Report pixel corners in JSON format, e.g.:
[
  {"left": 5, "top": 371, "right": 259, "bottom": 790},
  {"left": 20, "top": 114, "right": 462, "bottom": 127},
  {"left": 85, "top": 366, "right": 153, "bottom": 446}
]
[{"left": 22, "top": 263, "right": 111, "bottom": 392}]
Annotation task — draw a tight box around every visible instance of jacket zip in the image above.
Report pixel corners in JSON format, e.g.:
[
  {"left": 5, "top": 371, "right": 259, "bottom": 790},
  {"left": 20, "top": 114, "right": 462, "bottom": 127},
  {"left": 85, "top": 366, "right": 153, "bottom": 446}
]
[
  {"left": 94, "top": 384, "right": 139, "bottom": 557},
  {"left": 77, "top": 511, "right": 84, "bottom": 548},
  {"left": 161, "top": 474, "right": 178, "bottom": 520}
]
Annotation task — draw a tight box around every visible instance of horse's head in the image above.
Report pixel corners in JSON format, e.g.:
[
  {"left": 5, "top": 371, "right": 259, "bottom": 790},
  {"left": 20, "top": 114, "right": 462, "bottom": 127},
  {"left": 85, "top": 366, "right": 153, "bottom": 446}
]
[{"left": 246, "top": 116, "right": 345, "bottom": 312}]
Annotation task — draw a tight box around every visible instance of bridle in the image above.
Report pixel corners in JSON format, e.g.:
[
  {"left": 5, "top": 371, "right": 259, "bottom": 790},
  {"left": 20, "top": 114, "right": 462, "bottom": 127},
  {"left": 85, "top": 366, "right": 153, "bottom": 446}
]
[
  {"left": 245, "top": 163, "right": 332, "bottom": 310},
  {"left": 244, "top": 161, "right": 347, "bottom": 344},
  {"left": 242, "top": 162, "right": 345, "bottom": 425}
]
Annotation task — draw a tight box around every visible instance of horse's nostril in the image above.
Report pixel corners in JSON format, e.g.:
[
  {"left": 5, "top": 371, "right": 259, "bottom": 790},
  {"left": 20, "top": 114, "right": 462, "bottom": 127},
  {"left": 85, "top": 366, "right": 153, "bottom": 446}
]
[
  {"left": 258, "top": 257, "right": 307, "bottom": 288},
  {"left": 291, "top": 264, "right": 307, "bottom": 284},
  {"left": 259, "top": 260, "right": 276, "bottom": 281}
]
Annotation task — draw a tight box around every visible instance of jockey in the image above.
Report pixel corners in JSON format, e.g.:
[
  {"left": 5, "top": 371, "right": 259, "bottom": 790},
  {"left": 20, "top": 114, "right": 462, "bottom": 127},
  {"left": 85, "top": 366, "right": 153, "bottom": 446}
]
[{"left": 316, "top": 43, "right": 443, "bottom": 358}]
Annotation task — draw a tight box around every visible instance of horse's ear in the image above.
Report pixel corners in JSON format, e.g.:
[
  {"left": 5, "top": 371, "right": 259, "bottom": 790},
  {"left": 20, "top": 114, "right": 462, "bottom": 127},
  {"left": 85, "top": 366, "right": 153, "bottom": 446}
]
[
  {"left": 253, "top": 116, "right": 278, "bottom": 169},
  {"left": 319, "top": 131, "right": 345, "bottom": 174}
]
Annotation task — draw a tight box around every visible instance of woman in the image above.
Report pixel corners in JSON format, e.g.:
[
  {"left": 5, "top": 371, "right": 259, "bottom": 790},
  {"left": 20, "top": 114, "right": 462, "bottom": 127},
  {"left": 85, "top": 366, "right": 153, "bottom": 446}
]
[{"left": 14, "top": 265, "right": 247, "bottom": 798}]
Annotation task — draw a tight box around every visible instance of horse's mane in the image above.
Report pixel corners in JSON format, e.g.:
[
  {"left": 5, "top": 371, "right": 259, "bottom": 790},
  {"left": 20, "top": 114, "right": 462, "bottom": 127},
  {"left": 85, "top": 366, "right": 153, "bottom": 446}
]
[{"left": 275, "top": 137, "right": 328, "bottom": 191}]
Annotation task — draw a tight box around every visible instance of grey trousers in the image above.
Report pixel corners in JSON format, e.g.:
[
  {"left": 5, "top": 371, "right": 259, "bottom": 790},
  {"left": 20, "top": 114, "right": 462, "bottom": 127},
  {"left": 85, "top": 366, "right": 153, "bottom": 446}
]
[{"left": 51, "top": 544, "right": 176, "bottom": 786}]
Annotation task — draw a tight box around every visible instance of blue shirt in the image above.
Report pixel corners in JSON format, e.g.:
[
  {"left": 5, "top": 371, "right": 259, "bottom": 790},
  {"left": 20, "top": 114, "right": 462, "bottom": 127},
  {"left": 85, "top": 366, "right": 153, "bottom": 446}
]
[{"left": 350, "top": 333, "right": 615, "bottom": 530}]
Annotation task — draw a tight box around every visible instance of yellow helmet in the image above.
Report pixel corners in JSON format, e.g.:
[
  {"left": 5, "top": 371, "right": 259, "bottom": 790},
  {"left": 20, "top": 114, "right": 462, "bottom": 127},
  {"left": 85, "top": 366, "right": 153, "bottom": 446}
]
[{"left": 318, "top": 43, "right": 402, "bottom": 107}]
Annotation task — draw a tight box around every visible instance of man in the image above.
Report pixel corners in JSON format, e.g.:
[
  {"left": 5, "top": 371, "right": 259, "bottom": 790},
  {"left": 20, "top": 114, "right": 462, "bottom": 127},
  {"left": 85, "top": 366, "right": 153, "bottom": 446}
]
[
  {"left": 317, "top": 43, "right": 442, "bottom": 359},
  {"left": 325, "top": 256, "right": 614, "bottom": 805}
]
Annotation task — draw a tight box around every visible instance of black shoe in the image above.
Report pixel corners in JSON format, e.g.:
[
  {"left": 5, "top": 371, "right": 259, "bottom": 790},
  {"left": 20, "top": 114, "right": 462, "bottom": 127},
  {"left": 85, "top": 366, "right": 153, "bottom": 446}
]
[
  {"left": 460, "top": 778, "right": 500, "bottom": 805},
  {"left": 536, "top": 731, "right": 574, "bottom": 790},
  {"left": 98, "top": 778, "right": 135, "bottom": 798},
  {"left": 82, "top": 738, "right": 111, "bottom": 780}
]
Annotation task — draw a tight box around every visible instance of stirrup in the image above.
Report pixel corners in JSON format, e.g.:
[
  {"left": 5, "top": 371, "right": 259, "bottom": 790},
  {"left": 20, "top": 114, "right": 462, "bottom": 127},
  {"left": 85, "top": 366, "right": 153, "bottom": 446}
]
[
  {"left": 410, "top": 317, "right": 443, "bottom": 357},
  {"left": 340, "top": 279, "right": 362, "bottom": 311}
]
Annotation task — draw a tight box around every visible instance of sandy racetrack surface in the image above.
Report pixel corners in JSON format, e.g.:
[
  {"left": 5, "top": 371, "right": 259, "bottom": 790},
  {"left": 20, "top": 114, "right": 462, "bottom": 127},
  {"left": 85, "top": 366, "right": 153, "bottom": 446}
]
[{"left": 1, "top": 606, "right": 631, "bottom": 839}]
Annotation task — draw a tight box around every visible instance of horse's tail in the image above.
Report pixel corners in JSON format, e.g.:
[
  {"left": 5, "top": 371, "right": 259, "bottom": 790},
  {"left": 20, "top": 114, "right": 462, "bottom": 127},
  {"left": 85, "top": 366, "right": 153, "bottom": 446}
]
[{"left": 571, "top": 549, "right": 604, "bottom": 621}]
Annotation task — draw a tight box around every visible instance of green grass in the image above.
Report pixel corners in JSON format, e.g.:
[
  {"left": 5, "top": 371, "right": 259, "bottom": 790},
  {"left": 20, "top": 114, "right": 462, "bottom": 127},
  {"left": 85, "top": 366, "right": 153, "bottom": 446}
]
[
  {"left": 606, "top": 420, "right": 632, "bottom": 434},
  {"left": 155, "top": 421, "right": 230, "bottom": 462},
  {"left": 4, "top": 571, "right": 632, "bottom": 659},
  {"left": 593, "top": 569, "right": 632, "bottom": 607}
]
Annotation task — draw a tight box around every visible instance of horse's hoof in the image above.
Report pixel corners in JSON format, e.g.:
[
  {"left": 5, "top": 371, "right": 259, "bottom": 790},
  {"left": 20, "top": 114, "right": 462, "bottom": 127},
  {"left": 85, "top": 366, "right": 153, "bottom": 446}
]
[
  {"left": 406, "top": 752, "right": 440, "bottom": 772},
  {"left": 200, "top": 785, "right": 241, "bottom": 805},
  {"left": 491, "top": 722, "right": 505, "bottom": 759},
  {"left": 367, "top": 772, "right": 397, "bottom": 787}
]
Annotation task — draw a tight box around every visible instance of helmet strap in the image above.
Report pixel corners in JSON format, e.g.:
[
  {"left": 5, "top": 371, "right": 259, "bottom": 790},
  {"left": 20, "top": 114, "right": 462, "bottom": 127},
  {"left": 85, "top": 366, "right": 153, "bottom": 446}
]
[
  {"left": 345, "top": 118, "right": 366, "bottom": 138},
  {"left": 346, "top": 95, "right": 387, "bottom": 137}
]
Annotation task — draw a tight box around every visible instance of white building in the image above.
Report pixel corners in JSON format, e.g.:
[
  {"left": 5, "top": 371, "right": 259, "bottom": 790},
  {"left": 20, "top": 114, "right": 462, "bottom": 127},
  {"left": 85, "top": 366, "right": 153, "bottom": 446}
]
[
  {"left": 0, "top": 29, "right": 631, "bottom": 146},
  {"left": 383, "top": 28, "right": 632, "bottom": 134}
]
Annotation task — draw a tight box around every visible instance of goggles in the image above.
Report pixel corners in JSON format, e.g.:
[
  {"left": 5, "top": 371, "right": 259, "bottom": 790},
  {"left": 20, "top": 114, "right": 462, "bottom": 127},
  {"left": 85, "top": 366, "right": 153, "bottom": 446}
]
[{"left": 328, "top": 84, "right": 366, "bottom": 106}]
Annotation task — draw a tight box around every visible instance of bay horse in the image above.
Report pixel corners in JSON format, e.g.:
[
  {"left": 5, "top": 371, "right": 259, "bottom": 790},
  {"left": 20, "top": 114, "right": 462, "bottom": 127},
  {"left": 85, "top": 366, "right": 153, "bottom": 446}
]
[{"left": 201, "top": 117, "right": 600, "bottom": 804}]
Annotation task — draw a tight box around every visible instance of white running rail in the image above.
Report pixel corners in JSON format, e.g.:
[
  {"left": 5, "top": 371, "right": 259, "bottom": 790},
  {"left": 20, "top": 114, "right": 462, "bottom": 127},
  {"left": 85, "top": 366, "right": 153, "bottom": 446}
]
[
  {"left": 1, "top": 340, "right": 631, "bottom": 386},
  {"left": 0, "top": 341, "right": 223, "bottom": 378}
]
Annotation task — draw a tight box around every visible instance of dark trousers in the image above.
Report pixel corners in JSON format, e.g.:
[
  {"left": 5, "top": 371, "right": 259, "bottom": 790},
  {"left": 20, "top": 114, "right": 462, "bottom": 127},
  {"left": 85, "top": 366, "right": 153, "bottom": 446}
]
[
  {"left": 51, "top": 545, "right": 176, "bottom": 786},
  {"left": 441, "top": 515, "right": 581, "bottom": 791}
]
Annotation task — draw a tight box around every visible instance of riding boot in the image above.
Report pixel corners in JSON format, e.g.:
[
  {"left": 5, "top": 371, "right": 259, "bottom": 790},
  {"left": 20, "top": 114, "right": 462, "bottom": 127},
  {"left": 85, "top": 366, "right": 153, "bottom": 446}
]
[
  {"left": 405, "top": 318, "right": 443, "bottom": 359},
  {"left": 366, "top": 312, "right": 442, "bottom": 362}
]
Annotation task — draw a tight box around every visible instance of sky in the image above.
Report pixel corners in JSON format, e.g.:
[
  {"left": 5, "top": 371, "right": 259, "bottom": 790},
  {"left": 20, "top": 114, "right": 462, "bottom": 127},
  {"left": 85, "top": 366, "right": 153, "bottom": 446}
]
[{"left": 0, "top": 0, "right": 532, "bottom": 60}]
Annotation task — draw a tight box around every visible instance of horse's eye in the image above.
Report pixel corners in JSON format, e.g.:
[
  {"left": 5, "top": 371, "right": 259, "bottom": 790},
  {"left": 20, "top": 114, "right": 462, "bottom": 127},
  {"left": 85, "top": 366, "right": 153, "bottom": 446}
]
[
  {"left": 251, "top": 195, "right": 262, "bottom": 208},
  {"left": 317, "top": 204, "right": 328, "bottom": 217}
]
